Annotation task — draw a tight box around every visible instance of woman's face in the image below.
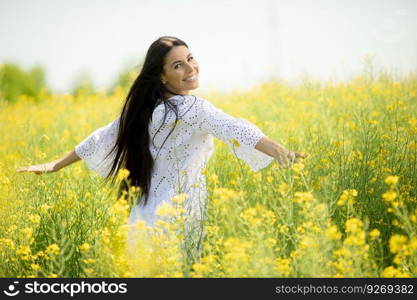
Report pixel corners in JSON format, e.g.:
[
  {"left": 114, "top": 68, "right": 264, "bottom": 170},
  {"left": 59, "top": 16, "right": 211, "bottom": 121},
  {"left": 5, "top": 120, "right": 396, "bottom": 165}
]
[{"left": 161, "top": 45, "right": 199, "bottom": 96}]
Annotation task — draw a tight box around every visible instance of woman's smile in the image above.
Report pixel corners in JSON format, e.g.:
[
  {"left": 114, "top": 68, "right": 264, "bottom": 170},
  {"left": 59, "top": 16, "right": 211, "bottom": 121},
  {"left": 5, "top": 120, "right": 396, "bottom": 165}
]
[{"left": 183, "top": 74, "right": 198, "bottom": 82}]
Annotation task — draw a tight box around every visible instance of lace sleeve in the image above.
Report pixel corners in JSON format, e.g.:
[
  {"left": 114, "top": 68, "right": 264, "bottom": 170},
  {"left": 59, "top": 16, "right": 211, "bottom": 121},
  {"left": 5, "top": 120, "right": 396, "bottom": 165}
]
[
  {"left": 74, "top": 116, "right": 120, "bottom": 177},
  {"left": 197, "top": 98, "right": 274, "bottom": 171}
]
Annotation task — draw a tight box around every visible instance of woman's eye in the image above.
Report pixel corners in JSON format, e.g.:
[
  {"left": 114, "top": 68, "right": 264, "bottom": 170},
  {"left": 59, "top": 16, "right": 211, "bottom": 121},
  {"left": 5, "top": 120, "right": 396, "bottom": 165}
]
[{"left": 174, "top": 57, "right": 193, "bottom": 69}]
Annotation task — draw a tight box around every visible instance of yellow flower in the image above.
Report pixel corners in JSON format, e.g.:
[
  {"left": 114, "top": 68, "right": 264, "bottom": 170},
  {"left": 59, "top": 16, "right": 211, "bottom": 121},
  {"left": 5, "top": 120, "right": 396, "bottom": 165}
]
[
  {"left": 292, "top": 162, "right": 304, "bottom": 173},
  {"left": 213, "top": 188, "right": 245, "bottom": 204},
  {"left": 264, "top": 238, "right": 277, "bottom": 248},
  {"left": 206, "top": 225, "right": 220, "bottom": 237},
  {"left": 345, "top": 218, "right": 363, "bottom": 233},
  {"left": 337, "top": 189, "right": 357, "bottom": 206},
  {"left": 277, "top": 183, "right": 290, "bottom": 195},
  {"left": 45, "top": 243, "right": 60, "bottom": 256},
  {"left": 389, "top": 234, "right": 408, "bottom": 254},
  {"left": 384, "top": 176, "right": 399, "bottom": 185},
  {"left": 21, "top": 227, "right": 33, "bottom": 239},
  {"left": 35, "top": 251, "right": 46, "bottom": 259},
  {"left": 83, "top": 258, "right": 96, "bottom": 264},
  {"left": 293, "top": 191, "right": 314, "bottom": 204},
  {"left": 279, "top": 224, "right": 289, "bottom": 233},
  {"left": 28, "top": 214, "right": 41, "bottom": 225},
  {"left": 41, "top": 134, "right": 50, "bottom": 141},
  {"left": 337, "top": 194, "right": 347, "bottom": 206},
  {"left": 78, "top": 243, "right": 91, "bottom": 252},
  {"left": 116, "top": 168, "right": 130, "bottom": 181},
  {"left": 191, "top": 263, "right": 210, "bottom": 276},
  {"left": 382, "top": 191, "right": 397, "bottom": 202},
  {"left": 325, "top": 225, "right": 342, "bottom": 240},
  {"left": 222, "top": 237, "right": 252, "bottom": 265},
  {"left": 16, "top": 245, "right": 31, "bottom": 256},
  {"left": 40, "top": 204, "right": 52, "bottom": 213},
  {"left": 155, "top": 202, "right": 177, "bottom": 217},
  {"left": 299, "top": 236, "right": 314, "bottom": 249},
  {"left": 31, "top": 264, "right": 41, "bottom": 271},
  {"left": 171, "top": 193, "right": 188, "bottom": 205},
  {"left": 209, "top": 174, "right": 219, "bottom": 185},
  {"left": 275, "top": 258, "right": 291, "bottom": 276},
  {"left": 7, "top": 225, "right": 17, "bottom": 233},
  {"left": 369, "top": 229, "right": 380, "bottom": 240},
  {"left": 240, "top": 205, "right": 275, "bottom": 226},
  {"left": 313, "top": 203, "right": 327, "bottom": 215},
  {"left": 230, "top": 138, "right": 240, "bottom": 147},
  {"left": 344, "top": 231, "right": 366, "bottom": 246},
  {"left": 129, "top": 186, "right": 138, "bottom": 193},
  {"left": 333, "top": 246, "right": 351, "bottom": 258},
  {"left": 381, "top": 266, "right": 410, "bottom": 278},
  {"left": 0, "top": 238, "right": 15, "bottom": 249},
  {"left": 408, "top": 237, "right": 417, "bottom": 252},
  {"left": 240, "top": 207, "right": 261, "bottom": 226}
]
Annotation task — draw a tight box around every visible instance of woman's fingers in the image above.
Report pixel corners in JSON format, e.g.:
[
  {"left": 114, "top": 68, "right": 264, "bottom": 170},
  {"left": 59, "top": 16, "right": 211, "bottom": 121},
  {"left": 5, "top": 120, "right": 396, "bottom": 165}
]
[
  {"left": 287, "top": 151, "right": 296, "bottom": 163},
  {"left": 295, "top": 152, "right": 309, "bottom": 158},
  {"left": 274, "top": 156, "right": 286, "bottom": 168},
  {"left": 16, "top": 166, "right": 28, "bottom": 173},
  {"left": 16, "top": 165, "right": 46, "bottom": 174},
  {"left": 275, "top": 150, "right": 309, "bottom": 169},
  {"left": 276, "top": 153, "right": 292, "bottom": 168}
]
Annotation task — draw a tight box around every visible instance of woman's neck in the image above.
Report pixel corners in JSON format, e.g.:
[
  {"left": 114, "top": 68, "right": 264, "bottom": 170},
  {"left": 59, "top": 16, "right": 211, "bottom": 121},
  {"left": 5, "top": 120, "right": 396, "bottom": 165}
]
[{"left": 164, "top": 91, "right": 189, "bottom": 99}]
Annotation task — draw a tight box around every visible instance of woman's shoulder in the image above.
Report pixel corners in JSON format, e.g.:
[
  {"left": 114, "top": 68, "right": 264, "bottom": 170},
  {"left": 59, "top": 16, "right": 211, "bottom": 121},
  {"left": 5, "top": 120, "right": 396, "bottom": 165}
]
[
  {"left": 174, "top": 94, "right": 205, "bottom": 105},
  {"left": 154, "top": 94, "right": 203, "bottom": 109},
  {"left": 170, "top": 94, "right": 208, "bottom": 113},
  {"left": 152, "top": 95, "right": 212, "bottom": 122}
]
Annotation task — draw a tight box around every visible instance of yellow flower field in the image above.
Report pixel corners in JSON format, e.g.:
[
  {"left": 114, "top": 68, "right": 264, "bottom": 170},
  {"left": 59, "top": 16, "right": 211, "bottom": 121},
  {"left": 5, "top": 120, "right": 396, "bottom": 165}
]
[{"left": 1, "top": 71, "right": 416, "bottom": 278}]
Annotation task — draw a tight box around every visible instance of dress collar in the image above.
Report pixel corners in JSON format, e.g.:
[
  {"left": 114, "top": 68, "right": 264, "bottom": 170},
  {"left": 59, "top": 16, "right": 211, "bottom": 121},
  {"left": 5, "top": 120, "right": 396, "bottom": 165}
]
[
  {"left": 167, "top": 94, "right": 188, "bottom": 101},
  {"left": 156, "top": 94, "right": 189, "bottom": 106}
]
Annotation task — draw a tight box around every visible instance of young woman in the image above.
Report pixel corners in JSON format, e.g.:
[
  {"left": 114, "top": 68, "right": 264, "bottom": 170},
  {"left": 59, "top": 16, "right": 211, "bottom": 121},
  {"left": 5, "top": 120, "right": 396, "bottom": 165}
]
[{"left": 17, "top": 36, "right": 308, "bottom": 264}]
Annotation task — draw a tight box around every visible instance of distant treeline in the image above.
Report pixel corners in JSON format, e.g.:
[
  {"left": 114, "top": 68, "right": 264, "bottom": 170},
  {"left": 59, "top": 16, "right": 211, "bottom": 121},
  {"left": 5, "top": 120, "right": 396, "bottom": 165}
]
[{"left": 0, "top": 61, "right": 140, "bottom": 103}]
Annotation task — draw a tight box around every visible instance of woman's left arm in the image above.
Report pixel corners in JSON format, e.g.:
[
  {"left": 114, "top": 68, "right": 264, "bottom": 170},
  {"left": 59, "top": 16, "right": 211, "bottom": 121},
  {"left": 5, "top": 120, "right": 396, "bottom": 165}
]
[{"left": 196, "top": 97, "right": 308, "bottom": 171}]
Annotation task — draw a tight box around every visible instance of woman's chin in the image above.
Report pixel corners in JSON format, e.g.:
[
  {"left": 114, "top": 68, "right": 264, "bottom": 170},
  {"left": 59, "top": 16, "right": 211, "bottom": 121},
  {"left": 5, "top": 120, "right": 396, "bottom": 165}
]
[
  {"left": 185, "top": 82, "right": 199, "bottom": 90},
  {"left": 192, "top": 81, "right": 200, "bottom": 89}
]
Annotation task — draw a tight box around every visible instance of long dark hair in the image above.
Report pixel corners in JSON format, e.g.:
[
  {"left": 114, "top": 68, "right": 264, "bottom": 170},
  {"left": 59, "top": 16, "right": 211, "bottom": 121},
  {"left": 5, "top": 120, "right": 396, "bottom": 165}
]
[{"left": 103, "top": 36, "right": 189, "bottom": 206}]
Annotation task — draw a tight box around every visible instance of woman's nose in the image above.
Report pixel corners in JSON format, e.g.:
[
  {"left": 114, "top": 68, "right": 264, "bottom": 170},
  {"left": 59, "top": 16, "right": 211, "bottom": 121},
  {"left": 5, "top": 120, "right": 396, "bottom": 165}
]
[{"left": 184, "top": 62, "right": 195, "bottom": 73}]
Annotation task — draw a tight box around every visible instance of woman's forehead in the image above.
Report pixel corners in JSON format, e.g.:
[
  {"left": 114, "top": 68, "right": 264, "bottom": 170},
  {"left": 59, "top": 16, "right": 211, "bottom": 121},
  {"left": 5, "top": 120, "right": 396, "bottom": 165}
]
[{"left": 165, "top": 46, "right": 190, "bottom": 63}]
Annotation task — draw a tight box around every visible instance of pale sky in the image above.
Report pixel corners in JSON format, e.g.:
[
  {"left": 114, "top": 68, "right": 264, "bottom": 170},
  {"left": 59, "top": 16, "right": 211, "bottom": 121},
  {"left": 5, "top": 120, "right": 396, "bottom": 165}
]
[{"left": 0, "top": 0, "right": 416, "bottom": 94}]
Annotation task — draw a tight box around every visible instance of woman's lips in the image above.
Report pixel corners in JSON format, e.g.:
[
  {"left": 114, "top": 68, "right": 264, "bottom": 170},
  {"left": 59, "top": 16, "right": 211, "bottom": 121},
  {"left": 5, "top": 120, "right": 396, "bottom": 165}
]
[{"left": 183, "top": 74, "right": 198, "bottom": 82}]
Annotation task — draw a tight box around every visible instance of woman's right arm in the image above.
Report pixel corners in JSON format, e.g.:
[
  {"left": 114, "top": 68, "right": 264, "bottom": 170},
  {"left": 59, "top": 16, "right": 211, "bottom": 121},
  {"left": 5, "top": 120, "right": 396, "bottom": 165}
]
[
  {"left": 55, "top": 150, "right": 81, "bottom": 170},
  {"left": 16, "top": 150, "right": 81, "bottom": 175},
  {"left": 17, "top": 116, "right": 120, "bottom": 176}
]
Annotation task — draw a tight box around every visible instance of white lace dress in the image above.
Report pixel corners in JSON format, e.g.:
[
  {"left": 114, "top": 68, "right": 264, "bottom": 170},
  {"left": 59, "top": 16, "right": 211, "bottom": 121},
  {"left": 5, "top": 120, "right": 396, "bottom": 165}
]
[{"left": 74, "top": 94, "right": 274, "bottom": 262}]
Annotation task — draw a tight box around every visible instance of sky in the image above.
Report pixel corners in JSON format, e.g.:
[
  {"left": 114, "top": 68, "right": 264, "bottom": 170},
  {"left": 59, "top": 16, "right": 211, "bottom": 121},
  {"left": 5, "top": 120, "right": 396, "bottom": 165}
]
[{"left": 0, "top": 0, "right": 416, "bottom": 94}]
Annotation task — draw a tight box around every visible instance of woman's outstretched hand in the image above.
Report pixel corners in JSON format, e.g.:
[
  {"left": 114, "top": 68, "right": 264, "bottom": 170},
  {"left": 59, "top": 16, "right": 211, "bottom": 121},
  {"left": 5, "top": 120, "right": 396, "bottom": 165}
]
[
  {"left": 274, "top": 144, "right": 309, "bottom": 168},
  {"left": 254, "top": 137, "right": 309, "bottom": 169},
  {"left": 16, "top": 161, "right": 58, "bottom": 175}
]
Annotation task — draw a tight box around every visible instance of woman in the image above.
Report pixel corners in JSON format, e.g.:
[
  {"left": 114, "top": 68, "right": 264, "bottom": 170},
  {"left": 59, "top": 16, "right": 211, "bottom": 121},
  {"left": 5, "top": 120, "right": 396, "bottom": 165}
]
[{"left": 17, "top": 36, "right": 308, "bottom": 264}]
